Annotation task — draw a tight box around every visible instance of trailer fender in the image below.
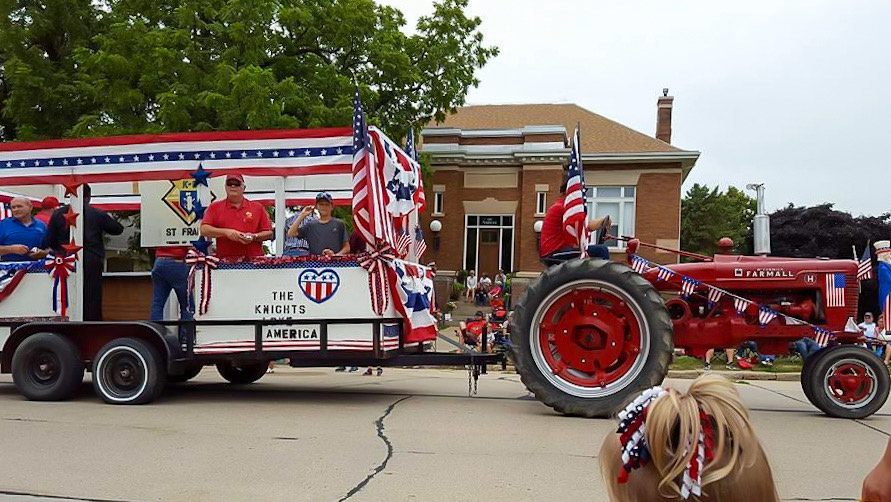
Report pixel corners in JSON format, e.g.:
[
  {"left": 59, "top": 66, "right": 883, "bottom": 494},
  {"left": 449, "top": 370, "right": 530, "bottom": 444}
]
[{"left": 1, "top": 322, "right": 181, "bottom": 374}]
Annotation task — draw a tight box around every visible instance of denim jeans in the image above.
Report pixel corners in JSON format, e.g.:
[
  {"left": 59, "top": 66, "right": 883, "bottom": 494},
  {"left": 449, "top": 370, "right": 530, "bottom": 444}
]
[
  {"left": 150, "top": 258, "right": 193, "bottom": 321},
  {"left": 793, "top": 338, "right": 822, "bottom": 360},
  {"left": 547, "top": 244, "right": 611, "bottom": 262}
]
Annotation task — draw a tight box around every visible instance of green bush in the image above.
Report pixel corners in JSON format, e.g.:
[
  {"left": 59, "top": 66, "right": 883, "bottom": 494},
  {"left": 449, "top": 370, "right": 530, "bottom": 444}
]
[
  {"left": 449, "top": 281, "right": 463, "bottom": 301},
  {"left": 456, "top": 269, "right": 469, "bottom": 286}
]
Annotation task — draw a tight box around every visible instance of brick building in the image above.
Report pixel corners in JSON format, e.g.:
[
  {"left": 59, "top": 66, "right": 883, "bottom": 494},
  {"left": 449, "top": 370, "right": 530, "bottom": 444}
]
[{"left": 419, "top": 91, "right": 700, "bottom": 294}]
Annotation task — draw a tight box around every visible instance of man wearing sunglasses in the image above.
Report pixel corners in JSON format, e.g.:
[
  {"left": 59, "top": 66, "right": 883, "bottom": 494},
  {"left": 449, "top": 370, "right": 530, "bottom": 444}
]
[{"left": 200, "top": 173, "right": 272, "bottom": 257}]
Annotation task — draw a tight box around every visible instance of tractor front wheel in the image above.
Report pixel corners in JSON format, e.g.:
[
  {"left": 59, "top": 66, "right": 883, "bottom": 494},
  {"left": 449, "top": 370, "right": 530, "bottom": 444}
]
[
  {"left": 512, "top": 259, "right": 673, "bottom": 418},
  {"left": 805, "top": 345, "right": 890, "bottom": 419}
]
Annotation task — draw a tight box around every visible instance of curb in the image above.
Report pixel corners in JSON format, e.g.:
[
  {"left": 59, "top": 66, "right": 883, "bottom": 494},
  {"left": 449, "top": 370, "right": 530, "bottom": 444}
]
[{"left": 668, "top": 370, "right": 801, "bottom": 381}]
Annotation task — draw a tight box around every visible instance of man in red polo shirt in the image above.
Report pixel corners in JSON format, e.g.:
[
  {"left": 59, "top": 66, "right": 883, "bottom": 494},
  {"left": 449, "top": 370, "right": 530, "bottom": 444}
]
[
  {"left": 200, "top": 173, "right": 272, "bottom": 257},
  {"left": 539, "top": 175, "right": 611, "bottom": 262}
]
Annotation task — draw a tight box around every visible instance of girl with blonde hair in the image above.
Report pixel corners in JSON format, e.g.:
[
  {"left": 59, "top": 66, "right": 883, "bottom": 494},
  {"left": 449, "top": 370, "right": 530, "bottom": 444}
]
[{"left": 600, "top": 375, "right": 779, "bottom": 501}]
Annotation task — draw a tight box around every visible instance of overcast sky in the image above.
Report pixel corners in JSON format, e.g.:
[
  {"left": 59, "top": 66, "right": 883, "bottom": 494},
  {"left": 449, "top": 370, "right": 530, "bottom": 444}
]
[{"left": 381, "top": 0, "right": 891, "bottom": 216}]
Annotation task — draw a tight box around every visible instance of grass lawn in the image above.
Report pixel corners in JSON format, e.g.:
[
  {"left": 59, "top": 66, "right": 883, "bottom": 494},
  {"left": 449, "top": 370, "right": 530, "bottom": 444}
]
[{"left": 670, "top": 355, "right": 803, "bottom": 373}]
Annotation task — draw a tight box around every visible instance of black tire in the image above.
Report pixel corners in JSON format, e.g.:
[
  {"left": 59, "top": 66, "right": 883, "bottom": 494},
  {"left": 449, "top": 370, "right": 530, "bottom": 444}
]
[
  {"left": 216, "top": 362, "right": 267, "bottom": 384},
  {"left": 92, "top": 338, "right": 166, "bottom": 405},
  {"left": 167, "top": 365, "right": 203, "bottom": 384},
  {"left": 12, "top": 333, "right": 85, "bottom": 401},
  {"left": 512, "top": 259, "right": 673, "bottom": 418},
  {"left": 806, "top": 345, "right": 890, "bottom": 419},
  {"left": 800, "top": 347, "right": 829, "bottom": 406}
]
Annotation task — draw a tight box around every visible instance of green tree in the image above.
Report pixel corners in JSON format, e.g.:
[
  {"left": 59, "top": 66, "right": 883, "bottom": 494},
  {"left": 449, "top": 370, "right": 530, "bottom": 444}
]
[
  {"left": 0, "top": 0, "right": 498, "bottom": 141},
  {"left": 680, "top": 184, "right": 756, "bottom": 256}
]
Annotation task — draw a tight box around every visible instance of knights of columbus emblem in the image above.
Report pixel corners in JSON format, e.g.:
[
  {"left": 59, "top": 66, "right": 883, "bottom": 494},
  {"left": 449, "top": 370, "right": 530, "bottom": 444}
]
[{"left": 163, "top": 179, "right": 203, "bottom": 225}]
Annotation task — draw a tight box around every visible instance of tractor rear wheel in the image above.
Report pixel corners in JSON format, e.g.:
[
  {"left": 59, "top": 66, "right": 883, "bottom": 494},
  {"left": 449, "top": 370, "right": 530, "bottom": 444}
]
[
  {"left": 805, "top": 345, "right": 890, "bottom": 419},
  {"left": 512, "top": 259, "right": 673, "bottom": 418}
]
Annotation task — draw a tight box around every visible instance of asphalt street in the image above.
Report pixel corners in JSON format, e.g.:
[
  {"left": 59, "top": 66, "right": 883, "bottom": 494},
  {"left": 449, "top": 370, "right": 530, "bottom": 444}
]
[{"left": 0, "top": 367, "right": 885, "bottom": 502}]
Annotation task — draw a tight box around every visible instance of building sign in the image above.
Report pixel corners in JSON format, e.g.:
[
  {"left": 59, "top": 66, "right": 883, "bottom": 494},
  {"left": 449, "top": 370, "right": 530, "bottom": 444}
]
[
  {"left": 140, "top": 179, "right": 217, "bottom": 247},
  {"left": 479, "top": 216, "right": 501, "bottom": 226}
]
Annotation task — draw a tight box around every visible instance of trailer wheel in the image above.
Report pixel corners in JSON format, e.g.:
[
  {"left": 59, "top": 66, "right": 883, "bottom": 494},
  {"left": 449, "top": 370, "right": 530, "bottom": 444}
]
[
  {"left": 512, "top": 259, "right": 673, "bottom": 418},
  {"left": 168, "top": 365, "right": 203, "bottom": 384},
  {"left": 216, "top": 362, "right": 267, "bottom": 384},
  {"left": 93, "top": 338, "right": 166, "bottom": 405},
  {"left": 12, "top": 333, "right": 84, "bottom": 401},
  {"left": 806, "top": 345, "right": 890, "bottom": 419}
]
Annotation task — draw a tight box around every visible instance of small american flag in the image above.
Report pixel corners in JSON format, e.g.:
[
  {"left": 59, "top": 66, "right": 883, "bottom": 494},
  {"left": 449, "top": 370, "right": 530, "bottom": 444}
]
[
  {"left": 758, "top": 307, "right": 777, "bottom": 326},
  {"left": 405, "top": 127, "right": 425, "bottom": 212},
  {"left": 414, "top": 225, "right": 427, "bottom": 258},
  {"left": 813, "top": 327, "right": 832, "bottom": 347},
  {"left": 656, "top": 267, "right": 674, "bottom": 282},
  {"left": 826, "top": 272, "right": 846, "bottom": 307},
  {"left": 394, "top": 216, "right": 412, "bottom": 257},
  {"left": 706, "top": 286, "right": 723, "bottom": 306},
  {"left": 631, "top": 255, "right": 650, "bottom": 274},
  {"left": 0, "top": 203, "right": 12, "bottom": 220},
  {"left": 681, "top": 277, "right": 698, "bottom": 298},
  {"left": 562, "top": 127, "right": 588, "bottom": 256},
  {"left": 858, "top": 246, "right": 873, "bottom": 281},
  {"left": 734, "top": 297, "right": 751, "bottom": 316}
]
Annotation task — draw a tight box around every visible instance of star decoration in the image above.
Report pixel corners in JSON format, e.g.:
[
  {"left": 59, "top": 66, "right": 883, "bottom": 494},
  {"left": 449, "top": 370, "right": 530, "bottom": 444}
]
[
  {"left": 191, "top": 236, "right": 212, "bottom": 255},
  {"left": 193, "top": 197, "right": 207, "bottom": 220},
  {"left": 63, "top": 207, "right": 79, "bottom": 228},
  {"left": 62, "top": 238, "right": 83, "bottom": 257},
  {"left": 63, "top": 181, "right": 82, "bottom": 198},
  {"left": 189, "top": 163, "right": 213, "bottom": 187}
]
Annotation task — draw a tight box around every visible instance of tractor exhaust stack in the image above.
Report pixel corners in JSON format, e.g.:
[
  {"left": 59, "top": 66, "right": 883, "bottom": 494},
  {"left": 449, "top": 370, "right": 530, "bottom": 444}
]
[{"left": 747, "top": 183, "right": 771, "bottom": 256}]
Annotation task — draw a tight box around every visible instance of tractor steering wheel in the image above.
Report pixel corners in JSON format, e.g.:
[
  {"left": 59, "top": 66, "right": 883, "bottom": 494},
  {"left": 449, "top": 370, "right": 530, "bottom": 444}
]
[{"left": 596, "top": 215, "right": 612, "bottom": 245}]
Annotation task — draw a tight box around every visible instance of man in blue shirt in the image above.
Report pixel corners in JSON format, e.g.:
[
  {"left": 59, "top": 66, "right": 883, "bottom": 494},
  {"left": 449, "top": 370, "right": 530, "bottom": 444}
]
[{"left": 0, "top": 197, "right": 46, "bottom": 261}]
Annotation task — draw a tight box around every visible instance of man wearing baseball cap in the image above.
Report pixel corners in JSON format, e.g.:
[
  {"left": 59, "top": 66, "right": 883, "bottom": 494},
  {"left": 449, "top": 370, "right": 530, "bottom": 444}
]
[
  {"left": 200, "top": 173, "right": 272, "bottom": 257},
  {"left": 286, "top": 191, "right": 348, "bottom": 257}
]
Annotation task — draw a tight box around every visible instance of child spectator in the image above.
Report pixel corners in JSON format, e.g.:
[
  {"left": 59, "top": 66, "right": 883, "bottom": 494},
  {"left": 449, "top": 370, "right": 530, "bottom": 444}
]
[{"left": 599, "top": 375, "right": 779, "bottom": 501}]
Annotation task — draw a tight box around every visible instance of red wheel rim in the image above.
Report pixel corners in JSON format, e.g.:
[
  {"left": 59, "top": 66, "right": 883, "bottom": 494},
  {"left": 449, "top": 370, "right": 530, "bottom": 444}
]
[
  {"left": 824, "top": 360, "right": 876, "bottom": 408},
  {"left": 533, "top": 281, "right": 646, "bottom": 395}
]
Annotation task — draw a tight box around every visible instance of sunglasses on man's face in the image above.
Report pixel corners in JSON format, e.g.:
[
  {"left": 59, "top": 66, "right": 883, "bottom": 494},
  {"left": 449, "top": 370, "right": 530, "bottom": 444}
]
[{"left": 226, "top": 181, "right": 243, "bottom": 187}]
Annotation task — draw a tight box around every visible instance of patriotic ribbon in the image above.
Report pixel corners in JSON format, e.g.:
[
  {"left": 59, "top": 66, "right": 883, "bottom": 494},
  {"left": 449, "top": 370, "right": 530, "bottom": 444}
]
[
  {"left": 758, "top": 307, "right": 778, "bottom": 327},
  {"left": 681, "top": 277, "right": 699, "bottom": 298},
  {"left": 706, "top": 285, "right": 723, "bottom": 307},
  {"left": 185, "top": 249, "right": 220, "bottom": 315},
  {"left": 631, "top": 255, "right": 650, "bottom": 274},
  {"left": 733, "top": 297, "right": 751, "bottom": 316},
  {"left": 813, "top": 327, "right": 833, "bottom": 347},
  {"left": 656, "top": 266, "right": 675, "bottom": 282},
  {"left": 44, "top": 254, "right": 76, "bottom": 317},
  {"left": 358, "top": 244, "right": 395, "bottom": 315}
]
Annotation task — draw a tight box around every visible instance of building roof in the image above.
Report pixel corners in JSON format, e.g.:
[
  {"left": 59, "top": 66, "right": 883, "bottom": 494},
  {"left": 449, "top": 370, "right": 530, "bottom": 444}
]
[{"left": 428, "top": 103, "right": 684, "bottom": 154}]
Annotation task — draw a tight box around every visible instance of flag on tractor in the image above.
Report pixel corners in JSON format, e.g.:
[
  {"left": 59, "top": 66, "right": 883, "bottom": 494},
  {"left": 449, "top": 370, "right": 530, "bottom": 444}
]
[
  {"left": 563, "top": 127, "right": 588, "bottom": 257},
  {"left": 706, "top": 286, "right": 723, "bottom": 307},
  {"left": 858, "top": 246, "right": 873, "bottom": 281},
  {"left": 825, "top": 272, "right": 846, "bottom": 307},
  {"left": 389, "top": 259, "right": 437, "bottom": 343}
]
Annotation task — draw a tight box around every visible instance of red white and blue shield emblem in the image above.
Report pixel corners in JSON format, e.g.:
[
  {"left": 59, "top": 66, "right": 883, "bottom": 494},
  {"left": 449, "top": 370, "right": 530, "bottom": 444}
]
[{"left": 299, "top": 268, "right": 340, "bottom": 304}]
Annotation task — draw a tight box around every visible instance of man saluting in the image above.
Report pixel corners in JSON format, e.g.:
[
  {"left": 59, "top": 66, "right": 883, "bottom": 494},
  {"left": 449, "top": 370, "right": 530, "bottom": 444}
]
[{"left": 200, "top": 173, "right": 272, "bottom": 258}]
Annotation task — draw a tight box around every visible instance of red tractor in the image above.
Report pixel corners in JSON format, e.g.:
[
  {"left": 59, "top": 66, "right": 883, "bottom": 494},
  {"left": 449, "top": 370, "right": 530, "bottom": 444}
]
[{"left": 511, "top": 238, "right": 889, "bottom": 420}]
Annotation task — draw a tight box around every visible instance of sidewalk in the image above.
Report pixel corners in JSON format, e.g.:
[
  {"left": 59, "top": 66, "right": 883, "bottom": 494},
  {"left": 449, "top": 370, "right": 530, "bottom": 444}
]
[{"left": 668, "top": 369, "right": 801, "bottom": 381}]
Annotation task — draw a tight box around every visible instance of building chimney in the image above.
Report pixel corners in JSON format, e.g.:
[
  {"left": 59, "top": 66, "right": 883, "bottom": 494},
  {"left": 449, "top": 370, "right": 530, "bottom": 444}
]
[{"left": 656, "top": 88, "right": 673, "bottom": 144}]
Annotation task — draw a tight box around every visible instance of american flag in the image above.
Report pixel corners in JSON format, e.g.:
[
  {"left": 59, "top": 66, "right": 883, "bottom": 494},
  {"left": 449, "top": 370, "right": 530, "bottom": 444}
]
[
  {"left": 681, "top": 277, "right": 698, "bottom": 298},
  {"left": 858, "top": 246, "right": 873, "bottom": 281},
  {"left": 734, "top": 297, "right": 751, "bottom": 316},
  {"left": 758, "top": 307, "right": 777, "bottom": 326},
  {"left": 631, "top": 255, "right": 650, "bottom": 274},
  {"left": 351, "top": 88, "right": 392, "bottom": 249},
  {"left": 415, "top": 225, "right": 427, "bottom": 258},
  {"left": 826, "top": 272, "right": 846, "bottom": 307},
  {"left": 812, "top": 327, "right": 832, "bottom": 347},
  {"left": 656, "top": 267, "right": 674, "bottom": 282},
  {"left": 562, "top": 127, "right": 588, "bottom": 257},
  {"left": 394, "top": 216, "right": 412, "bottom": 257},
  {"left": 0, "top": 203, "right": 12, "bottom": 220},
  {"left": 405, "top": 127, "right": 426, "bottom": 212},
  {"left": 706, "top": 286, "right": 723, "bottom": 306}
]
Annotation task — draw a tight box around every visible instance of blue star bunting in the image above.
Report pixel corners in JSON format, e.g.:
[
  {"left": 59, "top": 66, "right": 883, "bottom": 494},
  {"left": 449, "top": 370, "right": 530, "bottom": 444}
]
[
  {"left": 189, "top": 163, "right": 212, "bottom": 187},
  {"left": 192, "top": 197, "right": 207, "bottom": 220},
  {"left": 192, "top": 236, "right": 212, "bottom": 255}
]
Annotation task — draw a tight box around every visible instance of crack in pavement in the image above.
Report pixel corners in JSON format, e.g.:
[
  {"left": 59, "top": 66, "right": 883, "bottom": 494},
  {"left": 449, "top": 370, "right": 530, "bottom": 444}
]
[
  {"left": 0, "top": 490, "right": 137, "bottom": 502},
  {"left": 747, "top": 382, "right": 891, "bottom": 437},
  {"left": 337, "top": 395, "right": 412, "bottom": 501}
]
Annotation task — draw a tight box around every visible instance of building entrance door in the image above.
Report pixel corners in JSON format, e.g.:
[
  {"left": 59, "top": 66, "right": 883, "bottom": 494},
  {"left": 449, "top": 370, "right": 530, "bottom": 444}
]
[{"left": 478, "top": 229, "right": 500, "bottom": 279}]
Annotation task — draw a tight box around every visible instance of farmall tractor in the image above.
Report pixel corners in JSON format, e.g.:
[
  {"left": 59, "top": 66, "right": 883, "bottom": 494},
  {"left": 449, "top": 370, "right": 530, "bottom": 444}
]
[{"left": 510, "top": 190, "right": 889, "bottom": 420}]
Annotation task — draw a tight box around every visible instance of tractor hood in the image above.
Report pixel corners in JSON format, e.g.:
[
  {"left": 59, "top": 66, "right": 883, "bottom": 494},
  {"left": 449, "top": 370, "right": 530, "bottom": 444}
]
[{"left": 643, "top": 254, "right": 858, "bottom": 288}]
